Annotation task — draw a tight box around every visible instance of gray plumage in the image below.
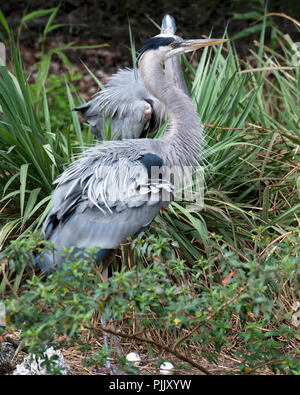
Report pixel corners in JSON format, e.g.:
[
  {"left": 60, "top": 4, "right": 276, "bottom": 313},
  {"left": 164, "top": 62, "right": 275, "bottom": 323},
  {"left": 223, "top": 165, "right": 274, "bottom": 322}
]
[
  {"left": 74, "top": 14, "right": 187, "bottom": 140},
  {"left": 75, "top": 68, "right": 165, "bottom": 140},
  {"left": 38, "top": 139, "right": 172, "bottom": 272},
  {"left": 37, "top": 32, "right": 225, "bottom": 273}
]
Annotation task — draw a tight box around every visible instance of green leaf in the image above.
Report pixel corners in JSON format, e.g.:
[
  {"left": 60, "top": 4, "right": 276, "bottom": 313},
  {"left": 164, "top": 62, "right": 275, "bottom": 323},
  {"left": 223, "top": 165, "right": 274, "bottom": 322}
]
[
  {"left": 231, "top": 22, "right": 269, "bottom": 40},
  {"left": 65, "top": 79, "right": 83, "bottom": 147},
  {"left": 20, "top": 163, "right": 29, "bottom": 218},
  {"left": 0, "top": 219, "right": 19, "bottom": 250},
  {"left": 21, "top": 9, "right": 56, "bottom": 25},
  {"left": 21, "top": 188, "right": 41, "bottom": 229},
  {"left": 80, "top": 60, "right": 104, "bottom": 89},
  {"left": 232, "top": 12, "right": 263, "bottom": 20},
  {"left": 43, "top": 4, "right": 61, "bottom": 37},
  {"left": 0, "top": 10, "right": 10, "bottom": 37},
  {"left": 35, "top": 53, "right": 51, "bottom": 96},
  {"left": 42, "top": 87, "right": 51, "bottom": 133}
]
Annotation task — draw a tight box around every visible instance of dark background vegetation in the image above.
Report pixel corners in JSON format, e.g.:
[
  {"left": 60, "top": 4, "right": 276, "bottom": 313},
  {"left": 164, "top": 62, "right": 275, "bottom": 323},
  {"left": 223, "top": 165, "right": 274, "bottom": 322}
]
[
  {"left": 3, "top": 0, "right": 300, "bottom": 42},
  {"left": 2, "top": 0, "right": 300, "bottom": 79}
]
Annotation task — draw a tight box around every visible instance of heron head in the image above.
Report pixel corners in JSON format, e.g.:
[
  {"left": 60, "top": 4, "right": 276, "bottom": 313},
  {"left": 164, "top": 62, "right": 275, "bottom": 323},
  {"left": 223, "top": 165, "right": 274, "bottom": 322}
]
[{"left": 137, "top": 35, "right": 227, "bottom": 65}]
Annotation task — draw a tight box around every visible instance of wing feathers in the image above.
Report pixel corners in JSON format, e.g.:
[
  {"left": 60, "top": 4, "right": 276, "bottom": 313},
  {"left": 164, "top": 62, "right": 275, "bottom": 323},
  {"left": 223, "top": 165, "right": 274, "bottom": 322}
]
[
  {"left": 74, "top": 68, "right": 166, "bottom": 140},
  {"left": 41, "top": 145, "right": 173, "bottom": 271}
]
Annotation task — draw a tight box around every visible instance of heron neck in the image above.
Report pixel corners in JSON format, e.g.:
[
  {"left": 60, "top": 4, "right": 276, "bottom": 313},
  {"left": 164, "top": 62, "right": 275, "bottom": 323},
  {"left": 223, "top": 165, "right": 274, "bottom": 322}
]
[
  {"left": 164, "top": 56, "right": 189, "bottom": 95},
  {"left": 139, "top": 52, "right": 203, "bottom": 166}
]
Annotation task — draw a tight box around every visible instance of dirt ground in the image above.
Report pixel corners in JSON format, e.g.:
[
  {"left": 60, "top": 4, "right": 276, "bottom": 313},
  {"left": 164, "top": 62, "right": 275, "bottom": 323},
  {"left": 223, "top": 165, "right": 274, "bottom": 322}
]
[{"left": 1, "top": 324, "right": 270, "bottom": 375}]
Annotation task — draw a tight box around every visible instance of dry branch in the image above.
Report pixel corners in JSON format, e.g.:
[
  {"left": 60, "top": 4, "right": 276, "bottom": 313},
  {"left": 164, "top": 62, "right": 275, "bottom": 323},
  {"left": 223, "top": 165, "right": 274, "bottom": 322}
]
[{"left": 92, "top": 325, "right": 211, "bottom": 375}]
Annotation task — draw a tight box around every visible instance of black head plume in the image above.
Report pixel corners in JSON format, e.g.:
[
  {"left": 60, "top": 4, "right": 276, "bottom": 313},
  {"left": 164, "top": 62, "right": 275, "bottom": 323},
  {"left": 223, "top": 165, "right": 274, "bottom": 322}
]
[{"left": 136, "top": 36, "right": 176, "bottom": 66}]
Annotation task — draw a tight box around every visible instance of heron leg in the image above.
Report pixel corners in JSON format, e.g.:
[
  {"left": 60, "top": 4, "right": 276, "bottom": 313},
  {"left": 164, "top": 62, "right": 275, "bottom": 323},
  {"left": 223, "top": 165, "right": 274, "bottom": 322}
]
[
  {"left": 101, "top": 314, "right": 115, "bottom": 375},
  {"left": 111, "top": 321, "right": 123, "bottom": 357},
  {"left": 100, "top": 250, "right": 122, "bottom": 373}
]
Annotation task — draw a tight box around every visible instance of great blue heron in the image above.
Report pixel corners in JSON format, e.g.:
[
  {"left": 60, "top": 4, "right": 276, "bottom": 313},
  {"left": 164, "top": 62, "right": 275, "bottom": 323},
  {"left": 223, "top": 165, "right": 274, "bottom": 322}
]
[
  {"left": 36, "top": 29, "right": 225, "bottom": 373},
  {"left": 74, "top": 14, "right": 188, "bottom": 140}
]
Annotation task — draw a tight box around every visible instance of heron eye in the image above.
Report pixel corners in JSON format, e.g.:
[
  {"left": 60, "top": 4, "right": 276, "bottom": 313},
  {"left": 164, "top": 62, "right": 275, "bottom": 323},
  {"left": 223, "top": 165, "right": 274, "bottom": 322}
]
[{"left": 171, "top": 42, "right": 177, "bottom": 48}]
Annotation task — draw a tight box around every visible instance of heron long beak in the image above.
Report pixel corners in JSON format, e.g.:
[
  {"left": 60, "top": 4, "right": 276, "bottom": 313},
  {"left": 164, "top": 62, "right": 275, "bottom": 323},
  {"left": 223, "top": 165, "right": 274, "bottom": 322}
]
[{"left": 166, "top": 38, "right": 227, "bottom": 58}]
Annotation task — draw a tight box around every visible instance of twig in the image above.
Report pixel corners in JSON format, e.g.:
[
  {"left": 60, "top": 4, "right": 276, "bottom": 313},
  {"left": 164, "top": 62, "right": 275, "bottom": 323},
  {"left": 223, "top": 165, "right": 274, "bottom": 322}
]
[
  {"left": 244, "top": 358, "right": 285, "bottom": 375},
  {"left": 92, "top": 326, "right": 211, "bottom": 375},
  {"left": 4, "top": 336, "right": 28, "bottom": 353},
  {"left": 251, "top": 12, "right": 300, "bottom": 29},
  {"left": 259, "top": 231, "right": 294, "bottom": 257},
  {"left": 2, "top": 259, "right": 19, "bottom": 300},
  {"left": 237, "top": 66, "right": 297, "bottom": 74},
  {"left": 4, "top": 336, "right": 29, "bottom": 364},
  {"left": 203, "top": 123, "right": 299, "bottom": 138}
]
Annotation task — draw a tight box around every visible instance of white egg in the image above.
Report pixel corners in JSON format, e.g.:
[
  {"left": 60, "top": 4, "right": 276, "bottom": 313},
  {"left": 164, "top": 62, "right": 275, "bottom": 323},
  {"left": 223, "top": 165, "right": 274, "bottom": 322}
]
[
  {"left": 160, "top": 361, "right": 174, "bottom": 374},
  {"left": 126, "top": 352, "right": 141, "bottom": 366}
]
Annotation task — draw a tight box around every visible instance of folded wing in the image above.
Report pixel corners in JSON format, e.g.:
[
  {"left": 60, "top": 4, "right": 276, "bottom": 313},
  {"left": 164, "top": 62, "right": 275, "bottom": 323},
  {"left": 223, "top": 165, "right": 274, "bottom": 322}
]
[
  {"left": 74, "top": 68, "right": 166, "bottom": 140},
  {"left": 38, "top": 144, "right": 172, "bottom": 272}
]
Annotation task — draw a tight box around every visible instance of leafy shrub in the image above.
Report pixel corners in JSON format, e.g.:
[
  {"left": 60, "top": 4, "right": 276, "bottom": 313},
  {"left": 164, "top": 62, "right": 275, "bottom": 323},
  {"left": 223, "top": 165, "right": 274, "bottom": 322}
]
[{"left": 2, "top": 230, "right": 299, "bottom": 374}]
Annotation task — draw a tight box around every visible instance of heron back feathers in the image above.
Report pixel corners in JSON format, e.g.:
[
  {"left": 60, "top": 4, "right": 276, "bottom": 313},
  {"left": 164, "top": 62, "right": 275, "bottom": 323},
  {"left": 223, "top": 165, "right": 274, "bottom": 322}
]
[
  {"left": 74, "top": 68, "right": 166, "bottom": 140},
  {"left": 38, "top": 140, "right": 172, "bottom": 271}
]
